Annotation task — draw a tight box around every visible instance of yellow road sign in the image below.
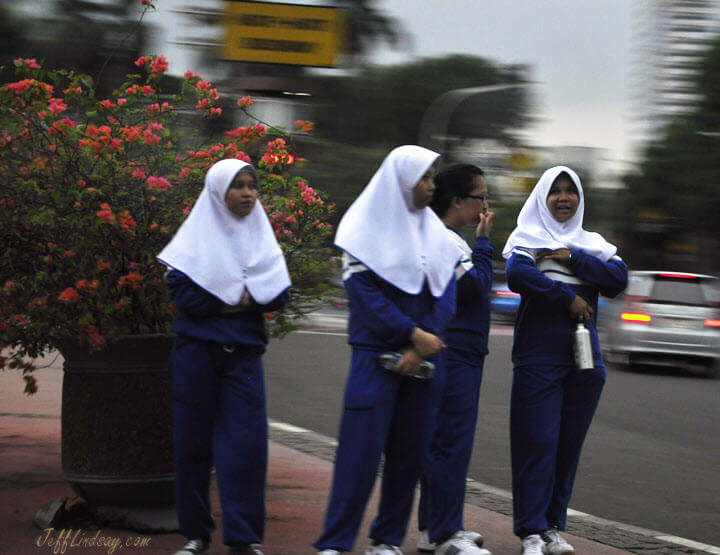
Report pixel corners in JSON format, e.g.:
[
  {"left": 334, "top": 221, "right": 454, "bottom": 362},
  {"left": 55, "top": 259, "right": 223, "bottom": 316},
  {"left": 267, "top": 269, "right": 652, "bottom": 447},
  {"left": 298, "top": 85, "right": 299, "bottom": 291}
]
[{"left": 221, "top": 1, "right": 345, "bottom": 67}]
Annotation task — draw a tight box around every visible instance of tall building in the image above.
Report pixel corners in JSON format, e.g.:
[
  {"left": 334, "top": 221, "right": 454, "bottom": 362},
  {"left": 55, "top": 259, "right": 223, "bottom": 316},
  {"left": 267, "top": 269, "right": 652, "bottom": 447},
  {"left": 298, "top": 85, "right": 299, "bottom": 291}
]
[{"left": 631, "top": 0, "right": 720, "bottom": 146}]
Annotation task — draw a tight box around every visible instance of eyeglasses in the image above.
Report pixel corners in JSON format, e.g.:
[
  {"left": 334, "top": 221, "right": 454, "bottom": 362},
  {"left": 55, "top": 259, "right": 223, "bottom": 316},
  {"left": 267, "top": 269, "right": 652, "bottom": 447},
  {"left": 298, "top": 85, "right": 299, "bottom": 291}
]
[{"left": 464, "top": 193, "right": 488, "bottom": 202}]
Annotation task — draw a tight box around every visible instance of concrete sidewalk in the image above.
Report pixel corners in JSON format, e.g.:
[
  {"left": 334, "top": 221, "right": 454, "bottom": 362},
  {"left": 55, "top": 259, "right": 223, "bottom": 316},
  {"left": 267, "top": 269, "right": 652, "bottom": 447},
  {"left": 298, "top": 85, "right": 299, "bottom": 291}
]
[{"left": 0, "top": 362, "right": 689, "bottom": 554}]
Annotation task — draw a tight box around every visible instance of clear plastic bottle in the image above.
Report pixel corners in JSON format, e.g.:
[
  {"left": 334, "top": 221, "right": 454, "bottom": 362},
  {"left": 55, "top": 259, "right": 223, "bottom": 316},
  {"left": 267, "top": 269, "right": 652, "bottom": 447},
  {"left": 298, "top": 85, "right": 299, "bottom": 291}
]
[
  {"left": 378, "top": 352, "right": 435, "bottom": 379},
  {"left": 573, "top": 322, "right": 594, "bottom": 370}
]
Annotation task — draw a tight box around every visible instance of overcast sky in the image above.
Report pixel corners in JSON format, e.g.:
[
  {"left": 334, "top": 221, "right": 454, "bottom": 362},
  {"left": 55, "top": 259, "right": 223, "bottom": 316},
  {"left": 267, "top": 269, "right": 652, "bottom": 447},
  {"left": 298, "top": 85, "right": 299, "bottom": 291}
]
[{"left": 372, "top": 0, "right": 636, "bottom": 164}]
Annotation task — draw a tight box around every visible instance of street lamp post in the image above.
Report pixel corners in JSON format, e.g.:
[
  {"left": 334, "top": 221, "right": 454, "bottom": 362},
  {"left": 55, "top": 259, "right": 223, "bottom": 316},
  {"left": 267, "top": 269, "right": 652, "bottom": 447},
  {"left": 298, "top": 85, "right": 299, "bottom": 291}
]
[{"left": 418, "top": 83, "right": 526, "bottom": 156}]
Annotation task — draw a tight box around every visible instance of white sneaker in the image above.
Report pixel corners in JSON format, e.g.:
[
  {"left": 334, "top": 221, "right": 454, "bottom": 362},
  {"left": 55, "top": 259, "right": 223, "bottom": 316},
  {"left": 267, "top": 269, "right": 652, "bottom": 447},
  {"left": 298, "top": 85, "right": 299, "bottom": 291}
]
[
  {"left": 174, "top": 538, "right": 210, "bottom": 555},
  {"left": 541, "top": 528, "right": 575, "bottom": 555},
  {"left": 365, "top": 544, "right": 403, "bottom": 555},
  {"left": 462, "top": 530, "right": 485, "bottom": 547},
  {"left": 317, "top": 550, "right": 343, "bottom": 555},
  {"left": 418, "top": 529, "right": 484, "bottom": 552},
  {"left": 434, "top": 531, "right": 492, "bottom": 555},
  {"left": 521, "top": 534, "right": 545, "bottom": 555},
  {"left": 417, "top": 530, "right": 435, "bottom": 552}
]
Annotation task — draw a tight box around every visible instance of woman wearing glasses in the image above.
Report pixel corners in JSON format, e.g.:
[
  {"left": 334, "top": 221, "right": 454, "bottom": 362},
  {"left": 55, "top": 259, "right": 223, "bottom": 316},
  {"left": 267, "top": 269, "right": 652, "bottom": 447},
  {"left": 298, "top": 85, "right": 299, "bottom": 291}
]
[{"left": 417, "top": 164, "right": 494, "bottom": 555}]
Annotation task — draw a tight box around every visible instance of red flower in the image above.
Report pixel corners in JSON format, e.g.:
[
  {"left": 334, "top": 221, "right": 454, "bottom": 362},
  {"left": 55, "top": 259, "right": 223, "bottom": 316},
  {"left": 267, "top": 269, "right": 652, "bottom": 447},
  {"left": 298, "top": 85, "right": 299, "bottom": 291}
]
[
  {"left": 118, "top": 272, "right": 144, "bottom": 290},
  {"left": 58, "top": 288, "right": 81, "bottom": 302},
  {"left": 237, "top": 96, "right": 253, "bottom": 108},
  {"left": 117, "top": 210, "right": 137, "bottom": 231},
  {"left": 86, "top": 325, "right": 106, "bottom": 349},
  {"left": 150, "top": 56, "right": 169, "bottom": 77}
]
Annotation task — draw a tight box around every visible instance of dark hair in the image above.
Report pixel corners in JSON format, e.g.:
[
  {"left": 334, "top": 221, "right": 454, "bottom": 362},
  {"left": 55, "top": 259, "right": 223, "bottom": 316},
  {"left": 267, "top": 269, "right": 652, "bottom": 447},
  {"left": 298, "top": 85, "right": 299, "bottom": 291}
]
[{"left": 430, "top": 163, "right": 485, "bottom": 217}]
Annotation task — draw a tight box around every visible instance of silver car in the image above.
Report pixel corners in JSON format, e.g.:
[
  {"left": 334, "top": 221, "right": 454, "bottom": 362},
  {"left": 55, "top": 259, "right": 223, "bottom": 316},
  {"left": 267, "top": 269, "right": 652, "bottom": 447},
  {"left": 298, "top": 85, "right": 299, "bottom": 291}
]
[{"left": 603, "top": 271, "right": 720, "bottom": 377}]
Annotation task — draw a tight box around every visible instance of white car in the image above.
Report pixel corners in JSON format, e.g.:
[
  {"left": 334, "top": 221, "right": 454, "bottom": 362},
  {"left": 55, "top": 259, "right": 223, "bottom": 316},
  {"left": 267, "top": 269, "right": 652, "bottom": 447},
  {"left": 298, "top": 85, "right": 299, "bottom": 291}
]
[{"left": 603, "top": 271, "right": 720, "bottom": 377}]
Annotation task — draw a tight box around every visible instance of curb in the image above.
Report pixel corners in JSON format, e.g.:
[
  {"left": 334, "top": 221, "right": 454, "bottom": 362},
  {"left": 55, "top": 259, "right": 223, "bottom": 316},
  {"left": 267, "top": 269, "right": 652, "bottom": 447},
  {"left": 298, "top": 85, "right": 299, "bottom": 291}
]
[{"left": 268, "top": 420, "right": 719, "bottom": 555}]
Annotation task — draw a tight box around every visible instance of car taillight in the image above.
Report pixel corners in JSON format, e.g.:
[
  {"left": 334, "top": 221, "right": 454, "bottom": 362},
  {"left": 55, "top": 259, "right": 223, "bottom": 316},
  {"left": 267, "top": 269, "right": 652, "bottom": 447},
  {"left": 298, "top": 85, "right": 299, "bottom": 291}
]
[
  {"left": 625, "top": 295, "right": 649, "bottom": 302},
  {"left": 496, "top": 290, "right": 520, "bottom": 297},
  {"left": 659, "top": 273, "right": 697, "bottom": 279},
  {"left": 704, "top": 319, "right": 720, "bottom": 328},
  {"left": 621, "top": 312, "right": 652, "bottom": 323}
]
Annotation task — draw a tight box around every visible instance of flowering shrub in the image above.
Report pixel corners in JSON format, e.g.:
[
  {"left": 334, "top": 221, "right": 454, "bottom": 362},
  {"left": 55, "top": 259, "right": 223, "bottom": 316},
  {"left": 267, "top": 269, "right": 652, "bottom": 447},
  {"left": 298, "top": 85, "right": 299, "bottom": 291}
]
[{"left": 0, "top": 56, "right": 336, "bottom": 393}]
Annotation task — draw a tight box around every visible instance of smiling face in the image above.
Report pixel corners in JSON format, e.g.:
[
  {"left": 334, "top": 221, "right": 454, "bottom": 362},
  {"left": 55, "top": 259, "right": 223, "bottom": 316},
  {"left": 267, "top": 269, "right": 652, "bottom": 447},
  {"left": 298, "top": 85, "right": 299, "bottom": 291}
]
[
  {"left": 411, "top": 164, "right": 437, "bottom": 209},
  {"left": 225, "top": 169, "right": 258, "bottom": 217},
  {"left": 546, "top": 173, "right": 579, "bottom": 222}
]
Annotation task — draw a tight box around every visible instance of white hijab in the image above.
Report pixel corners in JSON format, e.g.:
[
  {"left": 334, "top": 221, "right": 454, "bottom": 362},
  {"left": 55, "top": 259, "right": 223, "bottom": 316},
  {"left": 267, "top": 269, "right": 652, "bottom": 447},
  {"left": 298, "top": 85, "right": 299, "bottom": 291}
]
[
  {"left": 157, "top": 158, "right": 290, "bottom": 305},
  {"left": 502, "top": 165, "right": 617, "bottom": 261},
  {"left": 335, "top": 145, "right": 460, "bottom": 298}
]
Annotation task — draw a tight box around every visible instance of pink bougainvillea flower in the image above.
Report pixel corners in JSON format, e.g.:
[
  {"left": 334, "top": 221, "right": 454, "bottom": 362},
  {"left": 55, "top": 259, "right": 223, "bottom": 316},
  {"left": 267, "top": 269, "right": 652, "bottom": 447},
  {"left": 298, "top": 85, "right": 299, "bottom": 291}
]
[
  {"left": 48, "top": 98, "right": 67, "bottom": 115},
  {"left": 150, "top": 56, "right": 168, "bottom": 77},
  {"left": 96, "top": 203, "right": 115, "bottom": 224},
  {"left": 237, "top": 96, "right": 253, "bottom": 108},
  {"left": 146, "top": 176, "right": 171, "bottom": 191},
  {"left": 14, "top": 58, "right": 41, "bottom": 69}
]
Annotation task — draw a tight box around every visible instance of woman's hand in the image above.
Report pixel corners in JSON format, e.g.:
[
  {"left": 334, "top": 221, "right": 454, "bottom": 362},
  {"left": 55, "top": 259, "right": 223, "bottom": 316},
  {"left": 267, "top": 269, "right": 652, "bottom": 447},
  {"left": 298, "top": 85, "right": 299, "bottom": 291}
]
[
  {"left": 411, "top": 327, "right": 444, "bottom": 358},
  {"left": 568, "top": 294, "right": 593, "bottom": 322},
  {"left": 395, "top": 348, "right": 423, "bottom": 376},
  {"left": 476, "top": 211, "right": 494, "bottom": 237},
  {"left": 222, "top": 290, "right": 252, "bottom": 313},
  {"left": 539, "top": 248, "right": 571, "bottom": 265}
]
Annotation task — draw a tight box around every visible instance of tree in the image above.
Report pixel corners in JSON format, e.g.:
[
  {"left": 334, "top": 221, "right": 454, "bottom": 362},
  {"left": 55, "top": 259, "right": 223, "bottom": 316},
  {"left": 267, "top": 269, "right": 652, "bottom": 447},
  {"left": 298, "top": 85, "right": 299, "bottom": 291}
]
[
  {"left": 621, "top": 34, "right": 720, "bottom": 273},
  {"left": 333, "top": 0, "right": 406, "bottom": 66},
  {"left": 313, "top": 54, "right": 531, "bottom": 148},
  {"left": 1, "top": 0, "right": 146, "bottom": 96}
]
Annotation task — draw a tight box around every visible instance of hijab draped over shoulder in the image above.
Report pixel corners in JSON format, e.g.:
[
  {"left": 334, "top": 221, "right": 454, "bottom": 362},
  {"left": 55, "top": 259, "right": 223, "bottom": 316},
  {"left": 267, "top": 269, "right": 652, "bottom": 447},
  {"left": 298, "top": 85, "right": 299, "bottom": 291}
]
[
  {"left": 158, "top": 158, "right": 290, "bottom": 305},
  {"left": 335, "top": 145, "right": 461, "bottom": 298},
  {"left": 502, "top": 165, "right": 617, "bottom": 261}
]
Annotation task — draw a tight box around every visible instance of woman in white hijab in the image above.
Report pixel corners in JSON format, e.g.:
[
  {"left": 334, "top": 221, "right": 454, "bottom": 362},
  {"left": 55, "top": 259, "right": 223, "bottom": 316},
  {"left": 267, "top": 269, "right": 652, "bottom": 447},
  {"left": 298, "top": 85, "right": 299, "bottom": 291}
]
[
  {"left": 502, "top": 166, "right": 627, "bottom": 555},
  {"left": 314, "top": 146, "right": 461, "bottom": 555},
  {"left": 158, "top": 158, "right": 290, "bottom": 555}
]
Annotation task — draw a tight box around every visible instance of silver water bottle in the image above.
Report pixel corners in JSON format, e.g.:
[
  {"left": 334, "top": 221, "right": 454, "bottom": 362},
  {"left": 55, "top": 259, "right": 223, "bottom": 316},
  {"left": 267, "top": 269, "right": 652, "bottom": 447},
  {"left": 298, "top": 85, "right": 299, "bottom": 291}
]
[
  {"left": 573, "top": 322, "right": 594, "bottom": 370},
  {"left": 378, "top": 352, "right": 435, "bottom": 379}
]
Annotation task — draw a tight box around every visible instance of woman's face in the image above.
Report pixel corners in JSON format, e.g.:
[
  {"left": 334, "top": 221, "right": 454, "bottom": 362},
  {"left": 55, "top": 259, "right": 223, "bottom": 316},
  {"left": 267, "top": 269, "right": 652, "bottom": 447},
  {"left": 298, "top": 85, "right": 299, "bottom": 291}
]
[
  {"left": 457, "top": 175, "right": 488, "bottom": 226},
  {"left": 411, "top": 164, "right": 437, "bottom": 209},
  {"left": 225, "top": 170, "right": 258, "bottom": 217},
  {"left": 546, "top": 174, "right": 579, "bottom": 222}
]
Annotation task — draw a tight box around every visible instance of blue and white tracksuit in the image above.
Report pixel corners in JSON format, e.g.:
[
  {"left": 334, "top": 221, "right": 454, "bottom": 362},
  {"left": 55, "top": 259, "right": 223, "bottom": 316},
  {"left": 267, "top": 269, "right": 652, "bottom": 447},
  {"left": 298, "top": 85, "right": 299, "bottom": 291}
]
[
  {"left": 314, "top": 254, "right": 457, "bottom": 552},
  {"left": 418, "top": 232, "right": 493, "bottom": 544},
  {"left": 506, "top": 248, "right": 627, "bottom": 538},
  {"left": 166, "top": 269, "right": 288, "bottom": 549}
]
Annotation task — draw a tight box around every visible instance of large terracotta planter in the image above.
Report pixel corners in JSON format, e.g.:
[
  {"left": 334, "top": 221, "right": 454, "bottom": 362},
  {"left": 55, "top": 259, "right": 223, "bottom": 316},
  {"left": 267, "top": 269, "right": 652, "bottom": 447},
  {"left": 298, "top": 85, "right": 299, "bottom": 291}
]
[{"left": 59, "top": 333, "right": 176, "bottom": 508}]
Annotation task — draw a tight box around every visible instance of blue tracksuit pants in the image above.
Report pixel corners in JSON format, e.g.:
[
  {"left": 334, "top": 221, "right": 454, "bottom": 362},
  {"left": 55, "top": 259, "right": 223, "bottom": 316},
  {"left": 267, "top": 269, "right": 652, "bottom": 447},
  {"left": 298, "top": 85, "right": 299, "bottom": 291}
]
[
  {"left": 418, "top": 349, "right": 484, "bottom": 544},
  {"left": 510, "top": 363, "right": 605, "bottom": 538},
  {"left": 170, "top": 336, "right": 267, "bottom": 548},
  {"left": 314, "top": 349, "right": 444, "bottom": 552}
]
